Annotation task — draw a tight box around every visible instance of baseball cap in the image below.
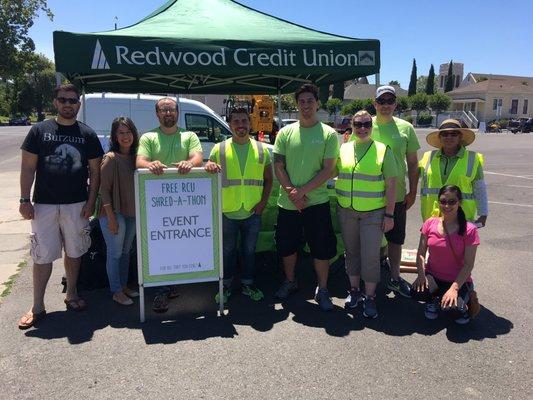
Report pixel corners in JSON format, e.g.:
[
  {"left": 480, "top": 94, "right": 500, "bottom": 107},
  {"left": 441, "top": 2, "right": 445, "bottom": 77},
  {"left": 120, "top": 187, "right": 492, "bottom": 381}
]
[{"left": 375, "top": 85, "right": 396, "bottom": 99}]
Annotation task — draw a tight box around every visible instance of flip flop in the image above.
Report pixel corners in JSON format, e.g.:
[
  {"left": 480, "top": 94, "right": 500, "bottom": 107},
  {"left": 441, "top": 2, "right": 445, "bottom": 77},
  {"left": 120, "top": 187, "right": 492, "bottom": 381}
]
[
  {"left": 64, "top": 298, "right": 86, "bottom": 312},
  {"left": 152, "top": 294, "right": 169, "bottom": 313},
  {"left": 18, "top": 310, "right": 46, "bottom": 330}
]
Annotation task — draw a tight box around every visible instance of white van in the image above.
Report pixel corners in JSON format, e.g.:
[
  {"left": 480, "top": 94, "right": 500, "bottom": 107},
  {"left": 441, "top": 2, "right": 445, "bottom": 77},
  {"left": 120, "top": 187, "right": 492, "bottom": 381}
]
[{"left": 78, "top": 93, "right": 232, "bottom": 157}]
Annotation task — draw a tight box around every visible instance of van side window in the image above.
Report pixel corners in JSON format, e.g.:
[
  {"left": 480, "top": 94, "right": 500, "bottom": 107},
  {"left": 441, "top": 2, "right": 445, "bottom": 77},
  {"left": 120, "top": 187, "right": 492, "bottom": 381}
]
[{"left": 185, "top": 114, "right": 231, "bottom": 142}]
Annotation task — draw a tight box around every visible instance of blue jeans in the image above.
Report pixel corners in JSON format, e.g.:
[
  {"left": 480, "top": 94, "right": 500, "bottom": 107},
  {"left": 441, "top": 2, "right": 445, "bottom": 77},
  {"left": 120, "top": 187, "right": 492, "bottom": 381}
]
[
  {"left": 222, "top": 213, "right": 261, "bottom": 286},
  {"left": 99, "top": 213, "right": 136, "bottom": 294}
]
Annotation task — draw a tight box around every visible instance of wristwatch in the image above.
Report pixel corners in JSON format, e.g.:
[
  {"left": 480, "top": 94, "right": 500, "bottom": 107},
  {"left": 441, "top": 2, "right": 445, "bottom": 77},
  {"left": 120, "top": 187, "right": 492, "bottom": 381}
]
[
  {"left": 19, "top": 197, "right": 31, "bottom": 204},
  {"left": 384, "top": 213, "right": 394, "bottom": 219}
]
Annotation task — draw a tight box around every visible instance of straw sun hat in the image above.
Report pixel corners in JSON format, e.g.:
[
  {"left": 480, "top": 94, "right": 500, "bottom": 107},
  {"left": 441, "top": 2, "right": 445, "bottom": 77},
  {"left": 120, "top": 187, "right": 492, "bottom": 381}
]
[{"left": 426, "top": 119, "right": 475, "bottom": 148}]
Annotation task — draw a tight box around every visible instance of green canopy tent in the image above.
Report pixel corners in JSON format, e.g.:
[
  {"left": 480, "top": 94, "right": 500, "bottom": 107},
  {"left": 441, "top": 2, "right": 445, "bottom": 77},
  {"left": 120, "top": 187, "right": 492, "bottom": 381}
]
[{"left": 53, "top": 0, "right": 380, "bottom": 95}]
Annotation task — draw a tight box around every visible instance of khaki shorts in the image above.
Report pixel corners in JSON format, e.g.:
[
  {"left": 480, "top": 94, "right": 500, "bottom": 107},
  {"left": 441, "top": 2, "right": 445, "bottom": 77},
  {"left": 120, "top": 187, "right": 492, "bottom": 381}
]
[{"left": 30, "top": 202, "right": 91, "bottom": 264}]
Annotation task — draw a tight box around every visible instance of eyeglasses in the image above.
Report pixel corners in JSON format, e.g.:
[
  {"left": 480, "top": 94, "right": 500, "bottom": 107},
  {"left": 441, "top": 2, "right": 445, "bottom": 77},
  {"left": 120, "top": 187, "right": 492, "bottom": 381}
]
[
  {"left": 439, "top": 131, "right": 461, "bottom": 138},
  {"left": 56, "top": 97, "right": 79, "bottom": 105},
  {"left": 376, "top": 97, "right": 396, "bottom": 105},
  {"left": 352, "top": 121, "right": 372, "bottom": 129},
  {"left": 158, "top": 108, "right": 177, "bottom": 114},
  {"left": 438, "top": 198, "right": 458, "bottom": 206}
]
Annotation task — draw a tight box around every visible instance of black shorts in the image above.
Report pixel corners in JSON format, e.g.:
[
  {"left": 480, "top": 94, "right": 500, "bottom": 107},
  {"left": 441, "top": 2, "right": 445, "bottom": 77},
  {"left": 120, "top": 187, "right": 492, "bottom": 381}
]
[
  {"left": 275, "top": 202, "right": 337, "bottom": 260},
  {"left": 384, "top": 201, "right": 407, "bottom": 245}
]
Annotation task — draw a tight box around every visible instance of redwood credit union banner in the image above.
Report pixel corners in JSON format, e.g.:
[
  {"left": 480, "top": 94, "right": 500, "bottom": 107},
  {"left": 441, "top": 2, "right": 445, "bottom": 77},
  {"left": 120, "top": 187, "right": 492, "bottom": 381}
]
[
  {"left": 55, "top": 35, "right": 377, "bottom": 75},
  {"left": 135, "top": 169, "right": 222, "bottom": 286}
]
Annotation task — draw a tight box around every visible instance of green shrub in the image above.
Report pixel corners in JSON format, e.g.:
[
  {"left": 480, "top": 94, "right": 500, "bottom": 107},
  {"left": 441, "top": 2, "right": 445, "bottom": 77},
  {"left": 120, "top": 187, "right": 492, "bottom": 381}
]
[
  {"left": 417, "top": 114, "right": 433, "bottom": 126},
  {"left": 497, "top": 118, "right": 509, "bottom": 128},
  {"left": 404, "top": 115, "right": 414, "bottom": 124}
]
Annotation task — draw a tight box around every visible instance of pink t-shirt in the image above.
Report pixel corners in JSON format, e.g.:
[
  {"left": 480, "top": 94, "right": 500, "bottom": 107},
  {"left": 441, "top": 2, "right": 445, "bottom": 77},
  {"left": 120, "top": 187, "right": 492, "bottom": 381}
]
[{"left": 421, "top": 217, "right": 480, "bottom": 283}]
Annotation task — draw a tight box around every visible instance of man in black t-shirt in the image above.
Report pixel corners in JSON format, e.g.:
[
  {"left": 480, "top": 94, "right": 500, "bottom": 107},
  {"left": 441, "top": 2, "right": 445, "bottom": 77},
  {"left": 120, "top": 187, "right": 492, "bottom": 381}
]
[{"left": 18, "top": 84, "right": 103, "bottom": 330}]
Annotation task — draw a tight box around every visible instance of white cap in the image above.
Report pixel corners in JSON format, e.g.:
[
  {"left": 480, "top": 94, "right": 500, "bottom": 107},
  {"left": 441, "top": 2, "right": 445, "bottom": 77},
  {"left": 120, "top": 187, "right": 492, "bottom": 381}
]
[{"left": 375, "top": 85, "right": 396, "bottom": 99}]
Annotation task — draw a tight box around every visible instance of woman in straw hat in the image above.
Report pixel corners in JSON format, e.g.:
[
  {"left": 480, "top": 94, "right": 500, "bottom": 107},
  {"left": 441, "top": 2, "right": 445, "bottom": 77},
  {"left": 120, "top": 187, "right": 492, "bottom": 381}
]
[{"left": 419, "top": 119, "right": 488, "bottom": 227}]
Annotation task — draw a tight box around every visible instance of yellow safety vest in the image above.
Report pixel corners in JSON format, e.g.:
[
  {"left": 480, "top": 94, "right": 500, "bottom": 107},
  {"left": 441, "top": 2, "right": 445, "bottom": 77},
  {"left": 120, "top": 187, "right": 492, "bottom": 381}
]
[
  {"left": 419, "top": 149, "right": 483, "bottom": 221},
  {"left": 217, "top": 138, "right": 266, "bottom": 213},
  {"left": 335, "top": 140, "right": 387, "bottom": 211}
]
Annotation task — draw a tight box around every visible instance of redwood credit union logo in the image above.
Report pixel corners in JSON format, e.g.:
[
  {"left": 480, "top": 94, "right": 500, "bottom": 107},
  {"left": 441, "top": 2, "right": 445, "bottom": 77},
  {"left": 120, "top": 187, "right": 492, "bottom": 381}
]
[{"left": 91, "top": 40, "right": 110, "bottom": 70}]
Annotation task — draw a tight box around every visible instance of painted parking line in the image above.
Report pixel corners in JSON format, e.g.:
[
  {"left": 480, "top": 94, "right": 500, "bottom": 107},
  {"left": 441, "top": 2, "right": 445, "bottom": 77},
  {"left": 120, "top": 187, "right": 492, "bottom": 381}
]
[
  {"left": 485, "top": 171, "right": 533, "bottom": 180},
  {"left": 506, "top": 185, "right": 533, "bottom": 189},
  {"left": 488, "top": 201, "right": 533, "bottom": 208}
]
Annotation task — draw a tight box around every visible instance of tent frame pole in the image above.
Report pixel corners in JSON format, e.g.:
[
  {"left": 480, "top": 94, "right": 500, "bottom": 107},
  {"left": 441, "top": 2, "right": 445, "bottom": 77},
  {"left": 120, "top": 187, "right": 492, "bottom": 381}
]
[{"left": 277, "top": 84, "right": 282, "bottom": 130}]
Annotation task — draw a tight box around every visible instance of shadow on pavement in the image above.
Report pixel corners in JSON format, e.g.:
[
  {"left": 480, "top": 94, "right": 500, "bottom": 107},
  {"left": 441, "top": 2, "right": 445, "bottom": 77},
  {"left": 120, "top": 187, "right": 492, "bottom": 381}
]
[{"left": 23, "top": 252, "right": 513, "bottom": 345}]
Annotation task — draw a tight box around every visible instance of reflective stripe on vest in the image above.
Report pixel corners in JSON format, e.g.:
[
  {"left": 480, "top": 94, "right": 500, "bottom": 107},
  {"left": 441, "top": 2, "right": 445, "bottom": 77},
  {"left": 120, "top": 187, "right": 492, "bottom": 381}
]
[
  {"left": 219, "top": 138, "right": 265, "bottom": 213},
  {"left": 335, "top": 140, "right": 387, "bottom": 211},
  {"left": 419, "top": 149, "right": 481, "bottom": 221}
]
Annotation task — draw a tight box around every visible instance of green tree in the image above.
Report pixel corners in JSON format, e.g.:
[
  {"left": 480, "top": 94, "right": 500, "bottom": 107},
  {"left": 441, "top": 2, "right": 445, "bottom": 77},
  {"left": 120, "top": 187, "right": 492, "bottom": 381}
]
[
  {"left": 426, "top": 64, "right": 435, "bottom": 95},
  {"left": 428, "top": 93, "right": 451, "bottom": 126},
  {"left": 0, "top": 0, "right": 53, "bottom": 78},
  {"left": 362, "top": 98, "right": 376, "bottom": 115},
  {"left": 395, "top": 96, "right": 409, "bottom": 116},
  {"left": 388, "top": 80, "right": 400, "bottom": 86},
  {"left": 340, "top": 99, "right": 364, "bottom": 116},
  {"left": 409, "top": 93, "right": 428, "bottom": 124},
  {"left": 272, "top": 94, "right": 298, "bottom": 117},
  {"left": 408, "top": 58, "right": 417, "bottom": 96},
  {"left": 444, "top": 60, "right": 454, "bottom": 92},
  {"left": 416, "top": 75, "right": 428, "bottom": 93},
  {"left": 324, "top": 98, "right": 343, "bottom": 116}
]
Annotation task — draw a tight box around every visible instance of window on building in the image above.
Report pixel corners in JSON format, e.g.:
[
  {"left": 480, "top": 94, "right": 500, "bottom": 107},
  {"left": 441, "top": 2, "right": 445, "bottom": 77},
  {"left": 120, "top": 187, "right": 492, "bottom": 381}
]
[
  {"left": 455, "top": 75, "right": 460, "bottom": 87},
  {"left": 493, "top": 99, "right": 498, "bottom": 111},
  {"left": 440, "top": 76, "right": 444, "bottom": 87},
  {"left": 523, "top": 99, "right": 528, "bottom": 114},
  {"left": 510, "top": 99, "right": 518, "bottom": 115}
]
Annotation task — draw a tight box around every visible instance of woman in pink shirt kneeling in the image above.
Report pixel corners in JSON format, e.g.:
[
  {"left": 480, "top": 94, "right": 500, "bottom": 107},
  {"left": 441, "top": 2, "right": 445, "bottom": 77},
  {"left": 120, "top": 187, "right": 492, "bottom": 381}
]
[{"left": 412, "top": 185, "right": 480, "bottom": 324}]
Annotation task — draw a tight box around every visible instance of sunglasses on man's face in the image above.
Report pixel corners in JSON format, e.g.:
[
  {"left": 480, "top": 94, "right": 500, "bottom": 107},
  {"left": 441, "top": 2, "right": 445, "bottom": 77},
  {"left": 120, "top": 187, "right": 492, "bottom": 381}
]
[
  {"left": 56, "top": 97, "right": 79, "bottom": 105},
  {"left": 439, "top": 198, "right": 458, "bottom": 206},
  {"left": 352, "top": 121, "right": 372, "bottom": 129},
  {"left": 439, "top": 130, "right": 461, "bottom": 138},
  {"left": 376, "top": 97, "right": 396, "bottom": 105}
]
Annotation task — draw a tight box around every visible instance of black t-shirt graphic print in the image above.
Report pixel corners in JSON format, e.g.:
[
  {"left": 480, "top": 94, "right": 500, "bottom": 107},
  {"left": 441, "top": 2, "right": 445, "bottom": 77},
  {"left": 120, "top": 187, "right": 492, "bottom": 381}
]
[{"left": 21, "top": 119, "right": 104, "bottom": 204}]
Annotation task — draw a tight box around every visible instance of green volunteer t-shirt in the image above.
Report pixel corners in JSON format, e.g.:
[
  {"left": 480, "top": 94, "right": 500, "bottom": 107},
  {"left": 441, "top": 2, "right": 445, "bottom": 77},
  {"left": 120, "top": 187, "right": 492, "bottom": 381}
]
[
  {"left": 370, "top": 116, "right": 420, "bottom": 202},
  {"left": 137, "top": 127, "right": 202, "bottom": 165},
  {"left": 209, "top": 139, "right": 271, "bottom": 220},
  {"left": 273, "top": 121, "right": 339, "bottom": 210},
  {"left": 336, "top": 139, "right": 398, "bottom": 179}
]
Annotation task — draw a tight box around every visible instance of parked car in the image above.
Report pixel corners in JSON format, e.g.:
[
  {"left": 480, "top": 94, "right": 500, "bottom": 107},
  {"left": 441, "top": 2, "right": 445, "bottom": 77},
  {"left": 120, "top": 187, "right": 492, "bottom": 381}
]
[
  {"left": 9, "top": 116, "right": 31, "bottom": 126},
  {"left": 518, "top": 118, "right": 533, "bottom": 133},
  {"left": 334, "top": 116, "right": 352, "bottom": 134}
]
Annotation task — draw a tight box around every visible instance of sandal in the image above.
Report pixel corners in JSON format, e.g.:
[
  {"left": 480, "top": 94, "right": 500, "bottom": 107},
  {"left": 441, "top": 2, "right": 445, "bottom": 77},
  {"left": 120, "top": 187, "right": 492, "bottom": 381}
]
[
  {"left": 18, "top": 310, "right": 46, "bottom": 330},
  {"left": 168, "top": 285, "right": 180, "bottom": 299},
  {"left": 152, "top": 294, "right": 169, "bottom": 313},
  {"left": 64, "top": 298, "right": 87, "bottom": 312}
]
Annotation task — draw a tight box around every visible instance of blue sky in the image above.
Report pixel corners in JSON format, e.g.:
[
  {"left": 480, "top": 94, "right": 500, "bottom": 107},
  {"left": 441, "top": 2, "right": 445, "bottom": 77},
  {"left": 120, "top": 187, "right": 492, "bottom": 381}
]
[{"left": 29, "top": 0, "right": 532, "bottom": 88}]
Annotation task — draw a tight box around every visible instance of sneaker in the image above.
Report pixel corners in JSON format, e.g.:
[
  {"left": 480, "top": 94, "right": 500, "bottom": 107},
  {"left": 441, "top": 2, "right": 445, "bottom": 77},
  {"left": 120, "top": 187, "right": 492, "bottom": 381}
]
[
  {"left": 454, "top": 311, "right": 471, "bottom": 325},
  {"left": 387, "top": 277, "right": 412, "bottom": 298},
  {"left": 424, "top": 300, "right": 440, "bottom": 320},
  {"left": 275, "top": 280, "right": 298, "bottom": 299},
  {"left": 242, "top": 284, "right": 264, "bottom": 301},
  {"left": 123, "top": 287, "right": 139, "bottom": 298},
  {"left": 344, "top": 288, "right": 362, "bottom": 309},
  {"left": 314, "top": 287, "right": 333, "bottom": 312},
  {"left": 362, "top": 295, "right": 378, "bottom": 319},
  {"left": 215, "top": 287, "right": 232, "bottom": 304},
  {"left": 113, "top": 291, "right": 134, "bottom": 306}
]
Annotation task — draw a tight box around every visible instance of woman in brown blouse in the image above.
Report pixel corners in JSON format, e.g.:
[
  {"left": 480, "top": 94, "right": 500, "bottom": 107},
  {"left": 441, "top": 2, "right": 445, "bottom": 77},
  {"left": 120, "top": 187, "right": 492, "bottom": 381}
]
[{"left": 99, "top": 117, "right": 139, "bottom": 305}]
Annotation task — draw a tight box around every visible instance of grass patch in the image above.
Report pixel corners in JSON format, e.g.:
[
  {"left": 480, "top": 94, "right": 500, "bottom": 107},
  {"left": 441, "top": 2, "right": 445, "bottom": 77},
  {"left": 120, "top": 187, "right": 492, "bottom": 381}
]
[{"left": 0, "top": 261, "right": 26, "bottom": 299}]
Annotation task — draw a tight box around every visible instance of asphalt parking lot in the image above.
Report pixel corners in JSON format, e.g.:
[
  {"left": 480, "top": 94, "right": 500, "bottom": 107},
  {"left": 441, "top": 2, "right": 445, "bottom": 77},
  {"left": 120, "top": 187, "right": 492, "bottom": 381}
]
[{"left": 0, "top": 126, "right": 531, "bottom": 399}]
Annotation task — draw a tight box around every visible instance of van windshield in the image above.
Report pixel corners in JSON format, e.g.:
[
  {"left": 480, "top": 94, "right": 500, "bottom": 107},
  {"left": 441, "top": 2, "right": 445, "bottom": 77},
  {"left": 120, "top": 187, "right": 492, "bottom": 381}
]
[{"left": 185, "top": 113, "right": 230, "bottom": 142}]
